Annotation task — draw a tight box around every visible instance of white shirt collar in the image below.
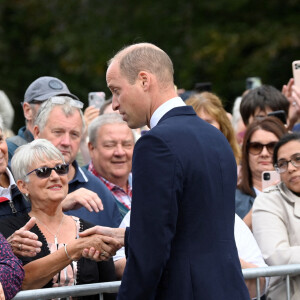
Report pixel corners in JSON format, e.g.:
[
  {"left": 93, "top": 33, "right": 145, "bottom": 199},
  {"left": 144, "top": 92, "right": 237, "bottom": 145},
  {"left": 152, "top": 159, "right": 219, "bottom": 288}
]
[
  {"left": 5, "top": 167, "right": 16, "bottom": 187},
  {"left": 150, "top": 97, "right": 186, "bottom": 129},
  {"left": 0, "top": 168, "right": 16, "bottom": 200}
]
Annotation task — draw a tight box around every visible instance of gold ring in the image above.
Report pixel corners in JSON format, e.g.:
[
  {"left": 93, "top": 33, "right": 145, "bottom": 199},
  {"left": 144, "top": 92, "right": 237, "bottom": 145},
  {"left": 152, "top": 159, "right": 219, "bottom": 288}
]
[
  {"left": 18, "top": 244, "right": 22, "bottom": 251},
  {"left": 100, "top": 251, "right": 107, "bottom": 256}
]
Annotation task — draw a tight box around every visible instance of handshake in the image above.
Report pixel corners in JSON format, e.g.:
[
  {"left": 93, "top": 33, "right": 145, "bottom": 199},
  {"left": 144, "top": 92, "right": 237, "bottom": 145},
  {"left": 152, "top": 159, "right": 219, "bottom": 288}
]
[{"left": 8, "top": 217, "right": 125, "bottom": 262}]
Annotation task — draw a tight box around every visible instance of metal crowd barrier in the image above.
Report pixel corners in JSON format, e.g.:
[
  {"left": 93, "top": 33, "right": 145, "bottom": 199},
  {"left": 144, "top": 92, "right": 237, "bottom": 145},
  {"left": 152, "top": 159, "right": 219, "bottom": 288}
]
[
  {"left": 243, "top": 264, "right": 300, "bottom": 299},
  {"left": 12, "top": 264, "right": 300, "bottom": 300},
  {"left": 12, "top": 281, "right": 121, "bottom": 300}
]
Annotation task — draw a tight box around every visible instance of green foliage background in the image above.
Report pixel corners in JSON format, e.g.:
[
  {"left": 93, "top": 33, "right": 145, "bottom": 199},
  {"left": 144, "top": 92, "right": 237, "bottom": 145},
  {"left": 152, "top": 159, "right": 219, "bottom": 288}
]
[{"left": 0, "top": 0, "right": 299, "bottom": 132}]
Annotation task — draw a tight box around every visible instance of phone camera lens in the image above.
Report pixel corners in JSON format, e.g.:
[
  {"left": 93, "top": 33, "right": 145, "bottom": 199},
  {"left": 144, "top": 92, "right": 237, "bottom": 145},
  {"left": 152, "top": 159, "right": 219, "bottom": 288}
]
[{"left": 263, "top": 173, "right": 270, "bottom": 180}]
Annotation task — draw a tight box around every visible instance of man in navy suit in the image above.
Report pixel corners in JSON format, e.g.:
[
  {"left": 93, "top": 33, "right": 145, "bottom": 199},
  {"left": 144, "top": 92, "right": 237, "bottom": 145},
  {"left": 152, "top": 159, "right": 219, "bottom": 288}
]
[{"left": 81, "top": 43, "right": 249, "bottom": 299}]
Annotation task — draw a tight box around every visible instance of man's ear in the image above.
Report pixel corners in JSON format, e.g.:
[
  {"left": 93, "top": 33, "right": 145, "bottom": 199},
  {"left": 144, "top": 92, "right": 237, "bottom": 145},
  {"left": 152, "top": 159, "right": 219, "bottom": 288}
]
[
  {"left": 88, "top": 141, "right": 95, "bottom": 153},
  {"left": 23, "top": 102, "right": 34, "bottom": 121},
  {"left": 17, "top": 179, "right": 29, "bottom": 196},
  {"left": 138, "top": 71, "right": 150, "bottom": 91},
  {"left": 33, "top": 125, "right": 40, "bottom": 139}
]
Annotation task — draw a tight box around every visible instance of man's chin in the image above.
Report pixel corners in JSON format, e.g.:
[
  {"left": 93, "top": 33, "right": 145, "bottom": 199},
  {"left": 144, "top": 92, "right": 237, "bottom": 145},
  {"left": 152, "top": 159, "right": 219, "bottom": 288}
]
[{"left": 61, "top": 154, "right": 73, "bottom": 165}]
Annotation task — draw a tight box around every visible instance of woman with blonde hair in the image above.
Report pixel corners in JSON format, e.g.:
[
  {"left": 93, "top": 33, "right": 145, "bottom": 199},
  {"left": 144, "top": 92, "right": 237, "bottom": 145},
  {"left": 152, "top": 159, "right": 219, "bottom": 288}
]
[{"left": 186, "top": 92, "right": 241, "bottom": 164}]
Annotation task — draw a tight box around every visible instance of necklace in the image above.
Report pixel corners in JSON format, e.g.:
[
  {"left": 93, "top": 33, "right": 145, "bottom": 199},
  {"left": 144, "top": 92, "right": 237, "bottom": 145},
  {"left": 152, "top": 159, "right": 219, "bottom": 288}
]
[{"left": 34, "top": 214, "right": 65, "bottom": 244}]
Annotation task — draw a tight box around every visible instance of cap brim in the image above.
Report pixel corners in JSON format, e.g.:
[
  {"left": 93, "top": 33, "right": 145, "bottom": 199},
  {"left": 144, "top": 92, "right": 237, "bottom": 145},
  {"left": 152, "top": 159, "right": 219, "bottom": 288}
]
[{"left": 29, "top": 92, "right": 79, "bottom": 102}]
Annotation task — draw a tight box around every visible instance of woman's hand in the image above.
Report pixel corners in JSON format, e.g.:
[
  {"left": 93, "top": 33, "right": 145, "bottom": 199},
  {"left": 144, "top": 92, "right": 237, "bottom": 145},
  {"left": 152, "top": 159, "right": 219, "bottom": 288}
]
[
  {"left": 68, "top": 234, "right": 122, "bottom": 262},
  {"left": 0, "top": 282, "right": 5, "bottom": 300},
  {"left": 7, "top": 217, "right": 42, "bottom": 257},
  {"left": 283, "top": 78, "right": 300, "bottom": 130}
]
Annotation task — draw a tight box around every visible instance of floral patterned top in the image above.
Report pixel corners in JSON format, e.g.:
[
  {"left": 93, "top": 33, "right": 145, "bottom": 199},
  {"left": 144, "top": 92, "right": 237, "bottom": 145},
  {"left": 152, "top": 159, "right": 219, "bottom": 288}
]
[{"left": 0, "top": 233, "right": 24, "bottom": 300}]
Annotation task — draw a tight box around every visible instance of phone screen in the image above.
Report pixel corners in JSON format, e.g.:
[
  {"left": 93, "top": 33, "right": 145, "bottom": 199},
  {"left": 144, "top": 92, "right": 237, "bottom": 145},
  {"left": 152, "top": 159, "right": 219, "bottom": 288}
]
[
  {"left": 262, "top": 171, "right": 281, "bottom": 191},
  {"left": 292, "top": 61, "right": 300, "bottom": 88}
]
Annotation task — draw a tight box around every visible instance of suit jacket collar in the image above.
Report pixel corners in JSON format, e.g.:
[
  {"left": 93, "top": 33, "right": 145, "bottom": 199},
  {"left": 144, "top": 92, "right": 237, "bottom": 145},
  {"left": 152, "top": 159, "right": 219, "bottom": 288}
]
[
  {"left": 150, "top": 97, "right": 185, "bottom": 129},
  {"left": 158, "top": 105, "right": 196, "bottom": 125}
]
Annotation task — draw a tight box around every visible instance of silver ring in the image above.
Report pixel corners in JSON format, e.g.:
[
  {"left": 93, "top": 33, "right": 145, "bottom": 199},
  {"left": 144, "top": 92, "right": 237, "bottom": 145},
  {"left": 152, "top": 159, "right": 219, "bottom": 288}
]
[
  {"left": 18, "top": 244, "right": 22, "bottom": 251},
  {"left": 293, "top": 101, "right": 297, "bottom": 106},
  {"left": 100, "top": 251, "right": 107, "bottom": 256}
]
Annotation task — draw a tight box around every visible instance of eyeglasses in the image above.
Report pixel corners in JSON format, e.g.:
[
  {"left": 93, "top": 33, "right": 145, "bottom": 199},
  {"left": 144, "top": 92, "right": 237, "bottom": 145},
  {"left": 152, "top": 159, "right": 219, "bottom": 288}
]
[
  {"left": 274, "top": 154, "right": 300, "bottom": 174},
  {"left": 26, "top": 164, "right": 69, "bottom": 179},
  {"left": 50, "top": 97, "right": 83, "bottom": 109},
  {"left": 247, "top": 142, "right": 277, "bottom": 155}
]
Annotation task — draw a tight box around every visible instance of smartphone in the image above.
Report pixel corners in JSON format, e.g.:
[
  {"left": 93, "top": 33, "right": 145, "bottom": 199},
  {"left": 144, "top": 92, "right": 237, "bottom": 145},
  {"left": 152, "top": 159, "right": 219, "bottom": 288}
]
[
  {"left": 246, "top": 77, "right": 262, "bottom": 90},
  {"left": 262, "top": 171, "right": 281, "bottom": 191},
  {"left": 267, "top": 110, "right": 287, "bottom": 125},
  {"left": 88, "top": 92, "right": 105, "bottom": 108},
  {"left": 292, "top": 60, "right": 300, "bottom": 88}
]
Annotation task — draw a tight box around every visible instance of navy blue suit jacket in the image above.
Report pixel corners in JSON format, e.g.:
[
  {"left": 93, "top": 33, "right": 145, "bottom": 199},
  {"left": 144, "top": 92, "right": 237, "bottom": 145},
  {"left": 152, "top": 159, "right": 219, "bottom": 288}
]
[{"left": 118, "top": 106, "right": 249, "bottom": 299}]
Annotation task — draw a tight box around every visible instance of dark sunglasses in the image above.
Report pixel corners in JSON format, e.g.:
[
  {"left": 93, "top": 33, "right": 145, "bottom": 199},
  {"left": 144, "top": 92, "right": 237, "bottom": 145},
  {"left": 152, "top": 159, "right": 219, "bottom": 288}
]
[
  {"left": 248, "top": 142, "right": 277, "bottom": 155},
  {"left": 26, "top": 164, "right": 69, "bottom": 179}
]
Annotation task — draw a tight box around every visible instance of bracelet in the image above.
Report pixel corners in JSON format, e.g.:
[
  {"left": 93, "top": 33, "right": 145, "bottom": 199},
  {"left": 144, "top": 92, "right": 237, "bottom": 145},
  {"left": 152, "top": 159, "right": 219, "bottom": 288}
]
[{"left": 64, "top": 244, "right": 72, "bottom": 261}]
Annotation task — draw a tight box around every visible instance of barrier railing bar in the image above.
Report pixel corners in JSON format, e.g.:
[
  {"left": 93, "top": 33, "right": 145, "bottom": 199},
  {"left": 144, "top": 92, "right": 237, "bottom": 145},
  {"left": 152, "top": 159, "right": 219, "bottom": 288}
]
[
  {"left": 12, "top": 264, "right": 300, "bottom": 300},
  {"left": 13, "top": 281, "right": 121, "bottom": 300},
  {"left": 286, "top": 274, "right": 290, "bottom": 300},
  {"left": 256, "top": 277, "right": 260, "bottom": 299},
  {"left": 242, "top": 264, "right": 300, "bottom": 279}
]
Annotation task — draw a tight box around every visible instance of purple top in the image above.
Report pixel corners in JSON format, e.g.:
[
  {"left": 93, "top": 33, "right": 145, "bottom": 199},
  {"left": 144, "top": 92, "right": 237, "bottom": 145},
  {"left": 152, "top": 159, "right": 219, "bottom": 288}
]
[{"left": 0, "top": 233, "right": 24, "bottom": 299}]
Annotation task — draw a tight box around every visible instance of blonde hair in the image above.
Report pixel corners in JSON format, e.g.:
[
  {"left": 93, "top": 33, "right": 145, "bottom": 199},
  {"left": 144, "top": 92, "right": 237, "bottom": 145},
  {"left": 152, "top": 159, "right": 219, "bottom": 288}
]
[
  {"left": 186, "top": 92, "right": 241, "bottom": 164},
  {"left": 108, "top": 43, "right": 174, "bottom": 88}
]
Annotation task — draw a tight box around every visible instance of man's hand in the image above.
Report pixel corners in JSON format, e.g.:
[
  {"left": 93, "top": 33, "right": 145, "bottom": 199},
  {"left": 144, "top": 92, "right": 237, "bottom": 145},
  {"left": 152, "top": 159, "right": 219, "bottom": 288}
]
[
  {"left": 61, "top": 188, "right": 104, "bottom": 212},
  {"left": 79, "top": 226, "right": 125, "bottom": 246},
  {"left": 7, "top": 217, "right": 42, "bottom": 257},
  {"left": 79, "top": 226, "right": 125, "bottom": 261}
]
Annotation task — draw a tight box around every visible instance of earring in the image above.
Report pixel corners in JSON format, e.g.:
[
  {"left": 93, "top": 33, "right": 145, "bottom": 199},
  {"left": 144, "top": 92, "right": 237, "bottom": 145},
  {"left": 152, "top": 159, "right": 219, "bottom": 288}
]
[{"left": 25, "top": 193, "right": 28, "bottom": 197}]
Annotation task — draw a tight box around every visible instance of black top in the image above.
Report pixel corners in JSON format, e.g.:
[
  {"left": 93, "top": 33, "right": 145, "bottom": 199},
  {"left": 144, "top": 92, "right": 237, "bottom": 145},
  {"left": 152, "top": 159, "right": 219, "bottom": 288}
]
[{"left": 0, "top": 214, "right": 117, "bottom": 300}]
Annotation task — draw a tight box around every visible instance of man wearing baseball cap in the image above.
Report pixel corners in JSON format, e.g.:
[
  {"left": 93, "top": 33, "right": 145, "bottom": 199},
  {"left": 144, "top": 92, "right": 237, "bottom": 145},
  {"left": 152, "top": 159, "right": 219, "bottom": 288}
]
[{"left": 6, "top": 76, "right": 79, "bottom": 160}]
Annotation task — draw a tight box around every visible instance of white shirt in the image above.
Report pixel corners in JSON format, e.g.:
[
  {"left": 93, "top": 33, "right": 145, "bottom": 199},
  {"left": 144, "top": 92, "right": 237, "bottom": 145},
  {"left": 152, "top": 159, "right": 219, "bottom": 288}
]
[
  {"left": 235, "top": 214, "right": 269, "bottom": 297},
  {"left": 115, "top": 213, "right": 268, "bottom": 280},
  {"left": 0, "top": 168, "right": 16, "bottom": 200},
  {"left": 150, "top": 97, "right": 186, "bottom": 129}
]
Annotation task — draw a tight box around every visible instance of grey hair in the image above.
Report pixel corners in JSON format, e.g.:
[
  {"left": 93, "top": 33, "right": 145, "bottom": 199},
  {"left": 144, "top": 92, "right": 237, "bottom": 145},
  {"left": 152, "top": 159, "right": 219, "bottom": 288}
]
[
  {"left": 88, "top": 113, "right": 136, "bottom": 146},
  {"left": 11, "top": 139, "right": 65, "bottom": 202},
  {"left": 0, "top": 116, "right": 3, "bottom": 132},
  {"left": 34, "top": 96, "right": 85, "bottom": 134},
  {"left": 108, "top": 43, "right": 174, "bottom": 87}
]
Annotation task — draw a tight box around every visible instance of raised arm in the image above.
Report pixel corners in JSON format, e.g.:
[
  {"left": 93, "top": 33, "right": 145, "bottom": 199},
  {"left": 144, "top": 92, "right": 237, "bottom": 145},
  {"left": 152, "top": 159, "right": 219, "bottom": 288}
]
[{"left": 22, "top": 234, "right": 120, "bottom": 290}]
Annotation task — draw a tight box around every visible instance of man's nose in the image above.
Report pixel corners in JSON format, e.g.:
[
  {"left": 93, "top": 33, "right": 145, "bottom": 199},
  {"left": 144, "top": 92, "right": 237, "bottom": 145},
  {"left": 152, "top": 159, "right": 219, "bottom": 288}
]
[
  {"left": 60, "top": 134, "right": 71, "bottom": 145},
  {"left": 114, "top": 144, "right": 126, "bottom": 156},
  {"left": 112, "top": 96, "right": 119, "bottom": 111}
]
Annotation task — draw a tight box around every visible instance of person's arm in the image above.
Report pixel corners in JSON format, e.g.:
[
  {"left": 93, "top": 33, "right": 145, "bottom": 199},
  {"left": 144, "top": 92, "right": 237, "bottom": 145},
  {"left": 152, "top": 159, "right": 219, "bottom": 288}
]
[
  {"left": 252, "top": 192, "right": 300, "bottom": 265},
  {"left": 6, "top": 217, "right": 42, "bottom": 258},
  {"left": 0, "top": 282, "right": 5, "bottom": 300},
  {"left": 0, "top": 234, "right": 24, "bottom": 300},
  {"left": 282, "top": 78, "right": 300, "bottom": 130},
  {"left": 240, "top": 259, "right": 266, "bottom": 299},
  {"left": 235, "top": 214, "right": 268, "bottom": 298},
  {"left": 114, "top": 257, "right": 126, "bottom": 280},
  {"left": 22, "top": 234, "right": 120, "bottom": 290},
  {"left": 61, "top": 188, "right": 103, "bottom": 212},
  {"left": 119, "top": 134, "right": 179, "bottom": 299}
]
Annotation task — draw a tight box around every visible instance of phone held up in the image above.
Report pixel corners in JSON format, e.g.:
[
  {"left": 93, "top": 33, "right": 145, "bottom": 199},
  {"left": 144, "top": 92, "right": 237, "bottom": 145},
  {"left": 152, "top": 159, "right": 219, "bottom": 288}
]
[
  {"left": 262, "top": 170, "right": 281, "bottom": 191},
  {"left": 292, "top": 60, "right": 300, "bottom": 88},
  {"left": 88, "top": 92, "right": 106, "bottom": 108}
]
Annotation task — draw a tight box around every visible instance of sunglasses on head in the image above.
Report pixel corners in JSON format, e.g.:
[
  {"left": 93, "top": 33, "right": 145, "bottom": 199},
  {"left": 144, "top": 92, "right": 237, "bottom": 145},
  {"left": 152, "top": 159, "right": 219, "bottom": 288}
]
[
  {"left": 247, "top": 141, "right": 277, "bottom": 155},
  {"left": 26, "top": 164, "right": 69, "bottom": 179}
]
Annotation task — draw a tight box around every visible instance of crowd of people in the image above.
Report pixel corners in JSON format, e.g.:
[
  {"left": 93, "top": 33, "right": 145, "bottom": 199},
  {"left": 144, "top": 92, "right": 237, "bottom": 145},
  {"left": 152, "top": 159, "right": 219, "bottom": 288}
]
[{"left": 0, "top": 42, "right": 300, "bottom": 299}]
